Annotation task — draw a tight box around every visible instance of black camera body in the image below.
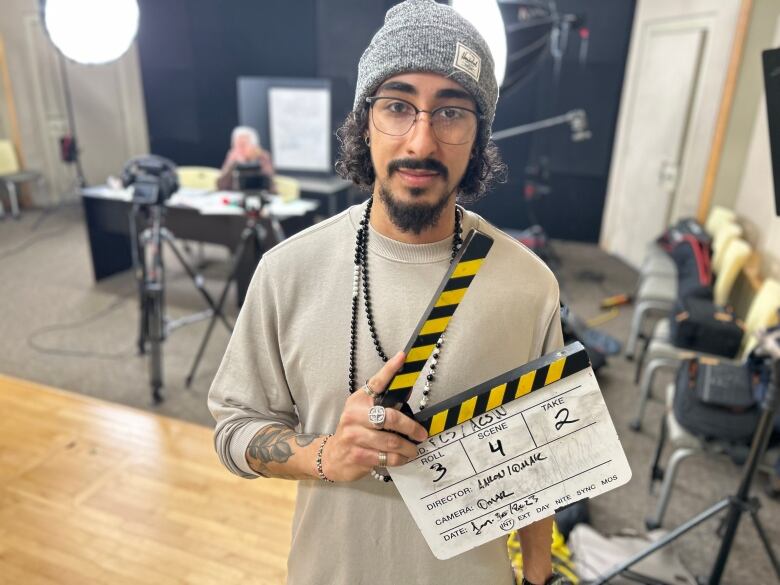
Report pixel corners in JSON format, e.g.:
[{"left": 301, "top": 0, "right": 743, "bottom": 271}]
[
  {"left": 232, "top": 162, "right": 271, "bottom": 192},
  {"left": 122, "top": 155, "right": 179, "bottom": 205}
]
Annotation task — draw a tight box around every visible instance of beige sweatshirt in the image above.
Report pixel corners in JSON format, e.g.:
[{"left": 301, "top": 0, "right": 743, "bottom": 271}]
[{"left": 208, "top": 201, "right": 563, "bottom": 585}]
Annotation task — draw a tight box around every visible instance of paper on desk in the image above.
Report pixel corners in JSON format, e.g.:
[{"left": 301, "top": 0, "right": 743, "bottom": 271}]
[{"left": 264, "top": 196, "right": 319, "bottom": 218}]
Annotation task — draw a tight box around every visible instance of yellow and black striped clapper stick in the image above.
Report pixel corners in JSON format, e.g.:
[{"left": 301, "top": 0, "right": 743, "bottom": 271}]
[
  {"left": 376, "top": 229, "right": 494, "bottom": 411},
  {"left": 415, "top": 341, "right": 591, "bottom": 436}
]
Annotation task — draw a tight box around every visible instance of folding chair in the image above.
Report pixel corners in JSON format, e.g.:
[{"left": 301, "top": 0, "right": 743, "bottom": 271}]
[
  {"left": 645, "top": 382, "right": 780, "bottom": 529},
  {"left": 625, "top": 208, "right": 738, "bottom": 359},
  {"left": 631, "top": 276, "right": 780, "bottom": 430},
  {"left": 176, "top": 166, "right": 221, "bottom": 190},
  {"left": 0, "top": 139, "right": 43, "bottom": 219},
  {"left": 629, "top": 220, "right": 742, "bottom": 371}
]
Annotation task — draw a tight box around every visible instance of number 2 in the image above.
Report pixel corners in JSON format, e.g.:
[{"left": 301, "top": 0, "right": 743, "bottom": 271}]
[{"left": 554, "top": 408, "right": 580, "bottom": 431}]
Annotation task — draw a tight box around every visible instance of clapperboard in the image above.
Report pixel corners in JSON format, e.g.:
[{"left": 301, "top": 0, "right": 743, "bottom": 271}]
[{"left": 380, "top": 229, "right": 632, "bottom": 560}]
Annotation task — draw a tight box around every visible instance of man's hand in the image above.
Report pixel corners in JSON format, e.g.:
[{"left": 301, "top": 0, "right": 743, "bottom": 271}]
[{"left": 322, "top": 351, "right": 428, "bottom": 482}]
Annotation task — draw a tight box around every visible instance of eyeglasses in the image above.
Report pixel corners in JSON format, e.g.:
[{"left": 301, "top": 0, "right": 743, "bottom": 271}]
[{"left": 365, "top": 96, "right": 480, "bottom": 145}]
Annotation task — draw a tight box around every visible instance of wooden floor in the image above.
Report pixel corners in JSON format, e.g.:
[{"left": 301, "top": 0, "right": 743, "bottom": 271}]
[{"left": 0, "top": 375, "right": 297, "bottom": 585}]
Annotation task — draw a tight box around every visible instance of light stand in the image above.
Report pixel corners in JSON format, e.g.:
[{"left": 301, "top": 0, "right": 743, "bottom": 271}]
[
  {"left": 492, "top": 109, "right": 591, "bottom": 268},
  {"left": 31, "top": 53, "right": 86, "bottom": 231},
  {"left": 592, "top": 327, "right": 780, "bottom": 584}
]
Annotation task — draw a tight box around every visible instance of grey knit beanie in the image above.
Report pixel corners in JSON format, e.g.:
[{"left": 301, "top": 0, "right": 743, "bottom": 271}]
[{"left": 354, "top": 0, "right": 498, "bottom": 144}]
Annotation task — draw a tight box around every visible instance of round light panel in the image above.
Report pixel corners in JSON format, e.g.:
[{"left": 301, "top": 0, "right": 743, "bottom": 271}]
[
  {"left": 451, "top": 0, "right": 507, "bottom": 87},
  {"left": 44, "top": 0, "right": 140, "bottom": 65}
]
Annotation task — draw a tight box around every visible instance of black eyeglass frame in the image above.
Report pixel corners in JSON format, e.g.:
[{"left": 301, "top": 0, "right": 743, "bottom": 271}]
[{"left": 365, "top": 96, "right": 483, "bottom": 145}]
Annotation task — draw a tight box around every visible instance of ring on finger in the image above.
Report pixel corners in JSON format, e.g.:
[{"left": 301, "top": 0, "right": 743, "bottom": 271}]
[
  {"left": 368, "top": 405, "right": 386, "bottom": 429},
  {"left": 362, "top": 379, "right": 377, "bottom": 398},
  {"left": 377, "top": 451, "right": 388, "bottom": 468}
]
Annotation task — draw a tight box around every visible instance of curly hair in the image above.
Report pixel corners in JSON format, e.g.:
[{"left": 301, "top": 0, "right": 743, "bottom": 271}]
[{"left": 335, "top": 106, "right": 507, "bottom": 204}]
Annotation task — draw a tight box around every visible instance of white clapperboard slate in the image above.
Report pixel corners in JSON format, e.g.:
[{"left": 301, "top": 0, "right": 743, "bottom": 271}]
[
  {"left": 379, "top": 231, "right": 631, "bottom": 560},
  {"left": 390, "top": 343, "right": 632, "bottom": 559}
]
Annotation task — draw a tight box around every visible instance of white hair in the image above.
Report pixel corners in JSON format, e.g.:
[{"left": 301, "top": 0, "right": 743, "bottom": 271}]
[{"left": 231, "top": 126, "right": 260, "bottom": 147}]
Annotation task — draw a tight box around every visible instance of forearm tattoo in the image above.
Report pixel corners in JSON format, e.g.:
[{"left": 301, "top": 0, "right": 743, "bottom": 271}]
[{"left": 245, "top": 423, "right": 319, "bottom": 478}]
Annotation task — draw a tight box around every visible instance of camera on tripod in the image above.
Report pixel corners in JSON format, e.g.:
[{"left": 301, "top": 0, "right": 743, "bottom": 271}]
[
  {"left": 122, "top": 155, "right": 179, "bottom": 206},
  {"left": 231, "top": 162, "right": 271, "bottom": 193}
]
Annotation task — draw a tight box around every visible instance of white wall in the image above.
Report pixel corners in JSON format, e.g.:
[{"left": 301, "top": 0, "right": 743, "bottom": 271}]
[
  {"left": 0, "top": 0, "right": 148, "bottom": 204},
  {"left": 711, "top": 0, "right": 780, "bottom": 210},
  {"left": 732, "top": 16, "right": 780, "bottom": 280}
]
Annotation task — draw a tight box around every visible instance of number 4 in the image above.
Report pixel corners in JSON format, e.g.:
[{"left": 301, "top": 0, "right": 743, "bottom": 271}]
[{"left": 489, "top": 440, "right": 505, "bottom": 457}]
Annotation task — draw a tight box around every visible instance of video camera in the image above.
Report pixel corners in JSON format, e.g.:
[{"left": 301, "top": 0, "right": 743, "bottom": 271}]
[
  {"left": 231, "top": 162, "right": 272, "bottom": 192},
  {"left": 122, "top": 155, "right": 179, "bottom": 206}
]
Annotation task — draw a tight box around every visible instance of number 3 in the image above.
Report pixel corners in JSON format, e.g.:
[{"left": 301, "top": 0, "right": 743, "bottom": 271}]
[{"left": 430, "top": 462, "right": 447, "bottom": 482}]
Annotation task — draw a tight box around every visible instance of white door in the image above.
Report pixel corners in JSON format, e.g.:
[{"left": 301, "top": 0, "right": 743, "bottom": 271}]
[{"left": 601, "top": 0, "right": 742, "bottom": 268}]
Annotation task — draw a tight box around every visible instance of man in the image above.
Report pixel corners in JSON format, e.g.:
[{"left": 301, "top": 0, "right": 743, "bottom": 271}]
[
  {"left": 209, "top": 1, "right": 564, "bottom": 583},
  {"left": 217, "top": 125, "right": 275, "bottom": 191}
]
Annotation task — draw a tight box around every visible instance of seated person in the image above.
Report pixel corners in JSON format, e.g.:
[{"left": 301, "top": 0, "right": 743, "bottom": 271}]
[{"left": 217, "top": 126, "right": 275, "bottom": 191}]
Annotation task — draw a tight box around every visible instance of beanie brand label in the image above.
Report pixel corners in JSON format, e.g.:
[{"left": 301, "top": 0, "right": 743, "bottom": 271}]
[{"left": 453, "top": 42, "right": 481, "bottom": 83}]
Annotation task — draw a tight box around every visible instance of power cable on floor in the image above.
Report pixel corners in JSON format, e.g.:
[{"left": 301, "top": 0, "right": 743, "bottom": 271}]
[
  {"left": 0, "top": 224, "right": 72, "bottom": 262},
  {"left": 27, "top": 289, "right": 138, "bottom": 360}
]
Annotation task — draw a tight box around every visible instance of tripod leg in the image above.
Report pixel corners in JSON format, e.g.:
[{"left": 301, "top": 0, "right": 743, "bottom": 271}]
[
  {"left": 185, "top": 228, "right": 252, "bottom": 387},
  {"left": 748, "top": 508, "right": 780, "bottom": 579},
  {"left": 148, "top": 284, "right": 164, "bottom": 404},
  {"left": 591, "top": 498, "right": 731, "bottom": 585},
  {"left": 163, "top": 231, "right": 233, "bottom": 332},
  {"left": 131, "top": 212, "right": 148, "bottom": 355},
  {"left": 145, "top": 211, "right": 166, "bottom": 404}
]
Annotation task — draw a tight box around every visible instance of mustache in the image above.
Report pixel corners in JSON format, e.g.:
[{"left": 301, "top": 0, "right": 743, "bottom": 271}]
[{"left": 388, "top": 158, "right": 448, "bottom": 180}]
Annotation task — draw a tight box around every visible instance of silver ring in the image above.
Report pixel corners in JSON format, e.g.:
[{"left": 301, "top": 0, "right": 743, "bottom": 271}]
[
  {"left": 362, "top": 379, "right": 377, "bottom": 398},
  {"left": 368, "top": 405, "right": 386, "bottom": 428},
  {"left": 378, "top": 451, "right": 388, "bottom": 467}
]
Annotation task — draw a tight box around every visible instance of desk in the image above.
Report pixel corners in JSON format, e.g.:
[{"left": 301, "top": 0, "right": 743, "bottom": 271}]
[
  {"left": 289, "top": 175, "right": 354, "bottom": 216},
  {"left": 81, "top": 187, "right": 319, "bottom": 306}
]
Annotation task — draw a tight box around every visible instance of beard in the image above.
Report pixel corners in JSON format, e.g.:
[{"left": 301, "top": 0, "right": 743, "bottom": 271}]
[
  {"left": 378, "top": 182, "right": 454, "bottom": 235},
  {"left": 378, "top": 158, "right": 455, "bottom": 235}
]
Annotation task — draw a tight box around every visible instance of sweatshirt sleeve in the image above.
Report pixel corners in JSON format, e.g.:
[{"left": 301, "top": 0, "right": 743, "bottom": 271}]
[
  {"left": 541, "top": 283, "right": 565, "bottom": 356},
  {"left": 208, "top": 254, "right": 297, "bottom": 478}
]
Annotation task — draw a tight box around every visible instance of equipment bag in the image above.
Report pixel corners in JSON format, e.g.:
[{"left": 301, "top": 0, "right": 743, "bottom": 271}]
[
  {"left": 670, "top": 234, "right": 713, "bottom": 300},
  {"left": 656, "top": 217, "right": 712, "bottom": 250},
  {"left": 669, "top": 296, "right": 743, "bottom": 358},
  {"left": 657, "top": 218, "right": 713, "bottom": 299},
  {"left": 672, "top": 358, "right": 759, "bottom": 443}
]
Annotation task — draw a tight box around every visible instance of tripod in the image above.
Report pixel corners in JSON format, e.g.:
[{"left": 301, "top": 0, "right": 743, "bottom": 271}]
[
  {"left": 185, "top": 197, "right": 281, "bottom": 387},
  {"left": 130, "top": 203, "right": 232, "bottom": 403},
  {"left": 593, "top": 328, "right": 780, "bottom": 584}
]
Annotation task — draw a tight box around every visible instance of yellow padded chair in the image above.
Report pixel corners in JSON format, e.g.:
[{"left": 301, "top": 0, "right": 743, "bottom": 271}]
[
  {"left": 711, "top": 222, "right": 743, "bottom": 275},
  {"left": 740, "top": 278, "right": 780, "bottom": 355},
  {"left": 713, "top": 238, "right": 751, "bottom": 306},
  {"left": 0, "top": 139, "right": 42, "bottom": 219},
  {"left": 176, "top": 166, "right": 220, "bottom": 190},
  {"left": 273, "top": 175, "right": 300, "bottom": 202},
  {"left": 704, "top": 205, "right": 737, "bottom": 236}
]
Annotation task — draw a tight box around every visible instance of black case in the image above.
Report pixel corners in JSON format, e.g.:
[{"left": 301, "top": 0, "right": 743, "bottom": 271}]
[
  {"left": 669, "top": 297, "right": 743, "bottom": 358},
  {"left": 673, "top": 360, "right": 759, "bottom": 443}
]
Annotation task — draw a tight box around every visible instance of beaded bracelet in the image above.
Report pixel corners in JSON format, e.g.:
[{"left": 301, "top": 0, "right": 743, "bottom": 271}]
[{"left": 316, "top": 434, "right": 334, "bottom": 483}]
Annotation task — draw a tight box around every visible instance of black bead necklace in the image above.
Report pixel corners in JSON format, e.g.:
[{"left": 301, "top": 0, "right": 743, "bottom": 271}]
[{"left": 348, "top": 197, "right": 463, "bottom": 406}]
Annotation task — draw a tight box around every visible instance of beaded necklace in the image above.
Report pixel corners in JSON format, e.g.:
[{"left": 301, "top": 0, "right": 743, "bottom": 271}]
[{"left": 348, "top": 198, "right": 462, "bottom": 411}]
